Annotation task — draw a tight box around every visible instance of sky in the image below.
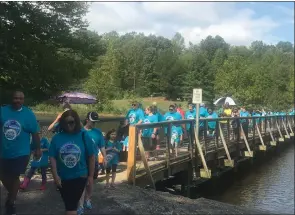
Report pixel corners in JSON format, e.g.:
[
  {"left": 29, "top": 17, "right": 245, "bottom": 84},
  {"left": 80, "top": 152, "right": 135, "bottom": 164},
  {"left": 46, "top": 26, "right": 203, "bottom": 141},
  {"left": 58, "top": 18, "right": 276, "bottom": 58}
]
[{"left": 85, "top": 2, "right": 294, "bottom": 46}]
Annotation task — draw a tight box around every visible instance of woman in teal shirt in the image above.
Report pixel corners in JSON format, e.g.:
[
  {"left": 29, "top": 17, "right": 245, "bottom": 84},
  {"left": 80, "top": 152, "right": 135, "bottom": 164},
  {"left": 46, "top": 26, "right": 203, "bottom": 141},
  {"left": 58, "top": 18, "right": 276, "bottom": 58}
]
[
  {"left": 49, "top": 110, "right": 95, "bottom": 215},
  {"left": 105, "top": 129, "right": 122, "bottom": 188}
]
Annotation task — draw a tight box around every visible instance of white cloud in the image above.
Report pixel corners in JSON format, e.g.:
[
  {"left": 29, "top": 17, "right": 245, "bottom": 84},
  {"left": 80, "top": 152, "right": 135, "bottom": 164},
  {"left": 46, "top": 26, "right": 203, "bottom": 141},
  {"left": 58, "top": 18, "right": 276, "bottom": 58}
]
[{"left": 85, "top": 2, "right": 289, "bottom": 46}]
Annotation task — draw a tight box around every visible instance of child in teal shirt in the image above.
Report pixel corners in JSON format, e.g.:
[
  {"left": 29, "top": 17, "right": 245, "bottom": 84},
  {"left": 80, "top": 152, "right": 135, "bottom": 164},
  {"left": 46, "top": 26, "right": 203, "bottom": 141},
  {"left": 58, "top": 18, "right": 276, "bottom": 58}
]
[{"left": 105, "top": 129, "right": 122, "bottom": 188}]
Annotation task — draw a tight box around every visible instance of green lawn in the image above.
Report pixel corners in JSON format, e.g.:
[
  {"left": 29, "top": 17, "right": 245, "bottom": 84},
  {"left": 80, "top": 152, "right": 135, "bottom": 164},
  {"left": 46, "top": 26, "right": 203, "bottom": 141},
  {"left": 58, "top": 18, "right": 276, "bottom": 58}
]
[{"left": 32, "top": 97, "right": 188, "bottom": 118}]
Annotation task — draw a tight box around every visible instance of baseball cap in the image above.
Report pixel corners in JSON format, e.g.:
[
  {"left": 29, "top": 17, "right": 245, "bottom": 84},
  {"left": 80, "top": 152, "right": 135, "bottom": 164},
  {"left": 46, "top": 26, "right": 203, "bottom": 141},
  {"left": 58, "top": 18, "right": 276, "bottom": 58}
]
[
  {"left": 200, "top": 103, "right": 205, "bottom": 107},
  {"left": 86, "top": 112, "right": 99, "bottom": 122}
]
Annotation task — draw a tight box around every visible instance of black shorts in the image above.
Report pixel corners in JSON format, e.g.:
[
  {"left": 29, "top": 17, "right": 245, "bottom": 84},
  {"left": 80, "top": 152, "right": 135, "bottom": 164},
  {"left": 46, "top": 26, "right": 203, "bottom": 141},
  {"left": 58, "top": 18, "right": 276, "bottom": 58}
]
[
  {"left": 106, "top": 164, "right": 117, "bottom": 174},
  {"left": 59, "top": 177, "right": 87, "bottom": 211},
  {"left": 0, "top": 155, "right": 30, "bottom": 178},
  {"left": 141, "top": 137, "right": 157, "bottom": 151}
]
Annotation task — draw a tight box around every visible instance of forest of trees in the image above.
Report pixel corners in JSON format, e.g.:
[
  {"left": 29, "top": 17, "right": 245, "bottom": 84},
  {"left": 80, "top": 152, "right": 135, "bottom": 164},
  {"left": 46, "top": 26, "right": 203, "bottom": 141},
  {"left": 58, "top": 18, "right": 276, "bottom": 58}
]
[{"left": 1, "top": 2, "right": 294, "bottom": 110}]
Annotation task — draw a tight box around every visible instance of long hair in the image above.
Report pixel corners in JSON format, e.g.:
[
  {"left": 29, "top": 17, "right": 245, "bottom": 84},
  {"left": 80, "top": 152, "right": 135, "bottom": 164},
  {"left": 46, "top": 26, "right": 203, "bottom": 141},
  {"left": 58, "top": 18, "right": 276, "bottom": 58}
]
[
  {"left": 59, "top": 110, "right": 81, "bottom": 134},
  {"left": 105, "top": 128, "right": 117, "bottom": 142}
]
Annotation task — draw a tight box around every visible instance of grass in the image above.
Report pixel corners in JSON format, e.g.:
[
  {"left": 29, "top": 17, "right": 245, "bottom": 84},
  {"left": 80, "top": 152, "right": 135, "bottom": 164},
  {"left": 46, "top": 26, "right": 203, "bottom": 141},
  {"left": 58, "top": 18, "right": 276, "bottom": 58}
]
[{"left": 31, "top": 97, "right": 188, "bottom": 118}]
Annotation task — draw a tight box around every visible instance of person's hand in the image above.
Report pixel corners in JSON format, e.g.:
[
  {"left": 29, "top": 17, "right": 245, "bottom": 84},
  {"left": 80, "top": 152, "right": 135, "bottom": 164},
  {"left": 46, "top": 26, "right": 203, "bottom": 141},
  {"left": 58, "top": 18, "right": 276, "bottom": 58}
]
[
  {"left": 151, "top": 133, "right": 156, "bottom": 139},
  {"left": 87, "top": 176, "right": 93, "bottom": 186},
  {"left": 34, "top": 148, "right": 42, "bottom": 160},
  {"left": 54, "top": 175, "right": 62, "bottom": 188}
]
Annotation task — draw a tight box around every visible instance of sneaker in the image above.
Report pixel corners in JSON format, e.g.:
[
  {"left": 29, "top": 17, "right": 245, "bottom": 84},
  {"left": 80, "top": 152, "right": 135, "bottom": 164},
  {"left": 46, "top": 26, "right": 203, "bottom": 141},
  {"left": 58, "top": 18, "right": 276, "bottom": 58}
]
[
  {"left": 5, "top": 201, "right": 16, "bottom": 215},
  {"left": 77, "top": 207, "right": 84, "bottom": 215},
  {"left": 39, "top": 183, "right": 46, "bottom": 191},
  {"left": 84, "top": 199, "right": 92, "bottom": 210}
]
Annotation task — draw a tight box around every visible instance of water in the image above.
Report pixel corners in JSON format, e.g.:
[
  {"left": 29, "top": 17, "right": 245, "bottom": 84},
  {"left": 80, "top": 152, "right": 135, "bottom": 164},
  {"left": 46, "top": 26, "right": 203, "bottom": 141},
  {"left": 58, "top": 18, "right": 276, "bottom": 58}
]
[{"left": 212, "top": 144, "right": 294, "bottom": 214}]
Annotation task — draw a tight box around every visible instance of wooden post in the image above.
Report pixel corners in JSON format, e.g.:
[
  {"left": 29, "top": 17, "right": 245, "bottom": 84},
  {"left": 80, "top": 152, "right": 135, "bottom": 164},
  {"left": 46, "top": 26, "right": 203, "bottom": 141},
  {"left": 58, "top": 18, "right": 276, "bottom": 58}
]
[
  {"left": 127, "top": 126, "right": 137, "bottom": 185},
  {"left": 282, "top": 119, "right": 290, "bottom": 139},
  {"left": 218, "top": 122, "right": 234, "bottom": 167},
  {"left": 267, "top": 120, "right": 276, "bottom": 146},
  {"left": 287, "top": 118, "right": 294, "bottom": 136},
  {"left": 276, "top": 119, "right": 284, "bottom": 142},
  {"left": 137, "top": 133, "right": 156, "bottom": 189},
  {"left": 240, "top": 124, "right": 253, "bottom": 157},
  {"left": 256, "top": 124, "right": 266, "bottom": 151}
]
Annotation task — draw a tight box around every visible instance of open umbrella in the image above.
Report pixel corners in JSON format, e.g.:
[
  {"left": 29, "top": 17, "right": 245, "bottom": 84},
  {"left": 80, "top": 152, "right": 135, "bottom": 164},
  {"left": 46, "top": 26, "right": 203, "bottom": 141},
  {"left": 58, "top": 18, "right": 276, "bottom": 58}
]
[
  {"left": 58, "top": 92, "right": 97, "bottom": 104},
  {"left": 214, "top": 97, "right": 236, "bottom": 106}
]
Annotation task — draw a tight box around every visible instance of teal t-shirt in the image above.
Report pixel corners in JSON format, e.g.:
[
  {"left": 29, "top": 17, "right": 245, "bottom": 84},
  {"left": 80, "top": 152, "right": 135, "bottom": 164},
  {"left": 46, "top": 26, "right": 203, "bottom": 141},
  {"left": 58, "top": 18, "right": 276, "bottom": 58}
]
[
  {"left": 125, "top": 109, "right": 145, "bottom": 125},
  {"left": 185, "top": 110, "right": 196, "bottom": 131},
  {"left": 240, "top": 111, "right": 249, "bottom": 123},
  {"left": 82, "top": 127, "right": 104, "bottom": 158},
  {"left": 49, "top": 130, "right": 95, "bottom": 180},
  {"left": 121, "top": 136, "right": 129, "bottom": 147},
  {"left": 207, "top": 112, "right": 218, "bottom": 129},
  {"left": 142, "top": 115, "right": 158, "bottom": 137},
  {"left": 199, "top": 107, "right": 209, "bottom": 127},
  {"left": 31, "top": 137, "right": 50, "bottom": 168},
  {"left": 163, "top": 112, "right": 182, "bottom": 134},
  {"left": 0, "top": 105, "right": 40, "bottom": 158},
  {"left": 171, "top": 126, "right": 183, "bottom": 144},
  {"left": 105, "top": 140, "right": 122, "bottom": 166}
]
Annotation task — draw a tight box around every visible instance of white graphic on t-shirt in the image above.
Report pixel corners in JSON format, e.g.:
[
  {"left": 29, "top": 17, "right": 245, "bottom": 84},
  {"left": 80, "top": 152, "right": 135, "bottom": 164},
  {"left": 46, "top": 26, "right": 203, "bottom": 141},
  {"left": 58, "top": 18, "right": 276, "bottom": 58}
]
[
  {"left": 3, "top": 120, "right": 22, "bottom": 140},
  {"left": 166, "top": 116, "right": 174, "bottom": 121},
  {"left": 59, "top": 143, "right": 81, "bottom": 168},
  {"left": 171, "top": 131, "right": 178, "bottom": 140},
  {"left": 129, "top": 113, "right": 136, "bottom": 123},
  {"left": 187, "top": 114, "right": 194, "bottom": 119}
]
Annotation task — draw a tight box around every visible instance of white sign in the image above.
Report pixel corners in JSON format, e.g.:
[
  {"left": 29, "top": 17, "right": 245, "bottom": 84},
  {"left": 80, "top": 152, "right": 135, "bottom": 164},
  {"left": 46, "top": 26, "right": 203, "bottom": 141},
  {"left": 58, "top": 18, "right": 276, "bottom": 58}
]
[{"left": 192, "top": 89, "right": 202, "bottom": 104}]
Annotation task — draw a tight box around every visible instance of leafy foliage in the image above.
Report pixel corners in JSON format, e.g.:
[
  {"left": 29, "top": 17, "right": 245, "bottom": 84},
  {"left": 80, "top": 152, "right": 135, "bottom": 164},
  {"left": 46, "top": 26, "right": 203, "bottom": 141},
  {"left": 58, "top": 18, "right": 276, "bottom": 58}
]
[{"left": 0, "top": 2, "right": 293, "bottom": 111}]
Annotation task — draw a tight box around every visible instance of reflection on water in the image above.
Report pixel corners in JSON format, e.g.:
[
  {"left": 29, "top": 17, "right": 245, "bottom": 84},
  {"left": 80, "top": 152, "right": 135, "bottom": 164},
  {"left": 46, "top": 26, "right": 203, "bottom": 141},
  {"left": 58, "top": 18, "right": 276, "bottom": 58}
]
[{"left": 213, "top": 145, "right": 294, "bottom": 214}]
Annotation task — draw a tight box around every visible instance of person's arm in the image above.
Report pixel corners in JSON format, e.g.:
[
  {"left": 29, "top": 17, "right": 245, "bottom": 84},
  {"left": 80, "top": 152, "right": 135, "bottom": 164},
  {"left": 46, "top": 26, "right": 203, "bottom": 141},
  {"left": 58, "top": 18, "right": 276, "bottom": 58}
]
[
  {"left": 48, "top": 113, "right": 62, "bottom": 131},
  {"left": 41, "top": 138, "right": 49, "bottom": 152},
  {"left": 27, "top": 111, "right": 42, "bottom": 157},
  {"left": 49, "top": 138, "right": 61, "bottom": 187},
  {"left": 32, "top": 133, "right": 41, "bottom": 151},
  {"left": 84, "top": 134, "right": 95, "bottom": 178}
]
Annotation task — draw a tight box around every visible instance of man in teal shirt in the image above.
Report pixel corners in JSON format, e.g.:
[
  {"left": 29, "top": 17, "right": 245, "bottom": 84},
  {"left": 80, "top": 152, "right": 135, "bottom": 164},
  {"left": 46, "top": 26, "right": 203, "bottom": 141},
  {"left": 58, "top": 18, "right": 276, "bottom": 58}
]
[{"left": 0, "top": 91, "right": 41, "bottom": 215}]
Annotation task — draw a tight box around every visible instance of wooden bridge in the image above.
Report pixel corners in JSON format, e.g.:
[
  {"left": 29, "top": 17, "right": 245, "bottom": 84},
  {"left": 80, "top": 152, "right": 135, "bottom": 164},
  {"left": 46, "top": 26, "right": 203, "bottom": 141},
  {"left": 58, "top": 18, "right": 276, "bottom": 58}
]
[{"left": 39, "top": 115, "right": 295, "bottom": 189}]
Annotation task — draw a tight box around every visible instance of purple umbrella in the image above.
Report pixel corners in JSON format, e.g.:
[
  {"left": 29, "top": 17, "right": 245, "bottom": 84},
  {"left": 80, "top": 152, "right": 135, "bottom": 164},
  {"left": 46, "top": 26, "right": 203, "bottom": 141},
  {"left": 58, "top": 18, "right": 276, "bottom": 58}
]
[{"left": 58, "top": 92, "right": 97, "bottom": 104}]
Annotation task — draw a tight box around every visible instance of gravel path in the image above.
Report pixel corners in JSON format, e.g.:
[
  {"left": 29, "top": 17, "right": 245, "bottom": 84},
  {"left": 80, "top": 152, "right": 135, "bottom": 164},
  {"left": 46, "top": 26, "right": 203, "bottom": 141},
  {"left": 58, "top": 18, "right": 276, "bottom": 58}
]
[{"left": 0, "top": 175, "right": 271, "bottom": 215}]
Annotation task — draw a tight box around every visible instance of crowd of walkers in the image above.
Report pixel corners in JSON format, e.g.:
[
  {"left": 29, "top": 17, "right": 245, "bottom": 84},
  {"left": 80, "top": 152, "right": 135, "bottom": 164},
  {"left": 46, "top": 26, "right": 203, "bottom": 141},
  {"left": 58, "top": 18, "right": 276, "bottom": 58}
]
[{"left": 0, "top": 91, "right": 294, "bottom": 215}]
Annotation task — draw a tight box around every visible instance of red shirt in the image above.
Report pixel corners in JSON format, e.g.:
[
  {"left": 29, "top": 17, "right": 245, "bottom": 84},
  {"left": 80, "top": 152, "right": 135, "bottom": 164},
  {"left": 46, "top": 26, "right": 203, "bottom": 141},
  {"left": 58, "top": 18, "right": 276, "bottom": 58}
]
[{"left": 177, "top": 108, "right": 185, "bottom": 119}]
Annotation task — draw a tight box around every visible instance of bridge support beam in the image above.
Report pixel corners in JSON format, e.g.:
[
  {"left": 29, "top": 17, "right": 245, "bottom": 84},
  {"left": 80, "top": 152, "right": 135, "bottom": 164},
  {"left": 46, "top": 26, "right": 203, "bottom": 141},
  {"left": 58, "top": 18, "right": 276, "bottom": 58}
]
[
  {"left": 194, "top": 127, "right": 211, "bottom": 179},
  {"left": 282, "top": 120, "right": 290, "bottom": 139},
  {"left": 256, "top": 124, "right": 267, "bottom": 151},
  {"left": 240, "top": 124, "right": 253, "bottom": 157},
  {"left": 287, "top": 119, "right": 294, "bottom": 137},
  {"left": 276, "top": 120, "right": 284, "bottom": 142},
  {"left": 267, "top": 121, "right": 276, "bottom": 146},
  {"left": 219, "top": 123, "right": 234, "bottom": 167}
]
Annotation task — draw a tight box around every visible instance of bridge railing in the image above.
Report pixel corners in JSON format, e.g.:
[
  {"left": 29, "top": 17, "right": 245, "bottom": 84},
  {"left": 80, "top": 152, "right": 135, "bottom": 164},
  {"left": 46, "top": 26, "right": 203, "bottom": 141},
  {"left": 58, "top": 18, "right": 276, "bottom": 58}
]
[{"left": 127, "top": 115, "right": 295, "bottom": 186}]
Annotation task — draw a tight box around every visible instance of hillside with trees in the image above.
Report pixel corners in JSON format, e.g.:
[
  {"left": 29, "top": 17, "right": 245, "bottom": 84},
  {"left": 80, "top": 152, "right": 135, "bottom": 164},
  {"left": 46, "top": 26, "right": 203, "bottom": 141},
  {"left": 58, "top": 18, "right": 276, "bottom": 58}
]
[{"left": 1, "top": 2, "right": 294, "bottom": 111}]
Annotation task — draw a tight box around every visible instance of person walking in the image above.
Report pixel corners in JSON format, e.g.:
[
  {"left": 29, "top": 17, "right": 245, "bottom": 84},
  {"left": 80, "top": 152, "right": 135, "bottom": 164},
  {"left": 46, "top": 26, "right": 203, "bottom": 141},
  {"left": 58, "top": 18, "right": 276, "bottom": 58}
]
[
  {"left": 104, "top": 129, "right": 122, "bottom": 188},
  {"left": 49, "top": 110, "right": 95, "bottom": 215},
  {"left": 77, "top": 112, "right": 107, "bottom": 215},
  {"left": 0, "top": 91, "right": 42, "bottom": 215},
  {"left": 19, "top": 134, "right": 50, "bottom": 191}
]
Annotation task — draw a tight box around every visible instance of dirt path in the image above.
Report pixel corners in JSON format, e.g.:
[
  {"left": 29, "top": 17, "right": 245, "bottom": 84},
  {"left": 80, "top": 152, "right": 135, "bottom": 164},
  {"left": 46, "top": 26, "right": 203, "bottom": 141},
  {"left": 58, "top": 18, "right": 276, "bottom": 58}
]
[{"left": 1, "top": 174, "right": 270, "bottom": 215}]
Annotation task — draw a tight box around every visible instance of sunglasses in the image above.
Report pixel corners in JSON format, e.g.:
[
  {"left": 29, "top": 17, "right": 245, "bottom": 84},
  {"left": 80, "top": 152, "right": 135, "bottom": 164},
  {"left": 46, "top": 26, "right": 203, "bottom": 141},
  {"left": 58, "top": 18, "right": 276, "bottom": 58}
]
[
  {"left": 132, "top": 104, "right": 136, "bottom": 106},
  {"left": 66, "top": 120, "right": 75, "bottom": 126}
]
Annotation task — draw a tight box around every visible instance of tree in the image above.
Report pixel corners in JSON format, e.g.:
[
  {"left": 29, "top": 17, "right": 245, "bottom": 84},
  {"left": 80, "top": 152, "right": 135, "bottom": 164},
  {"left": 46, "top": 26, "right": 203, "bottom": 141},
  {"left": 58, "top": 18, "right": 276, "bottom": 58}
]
[{"left": 0, "top": 2, "right": 104, "bottom": 103}]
